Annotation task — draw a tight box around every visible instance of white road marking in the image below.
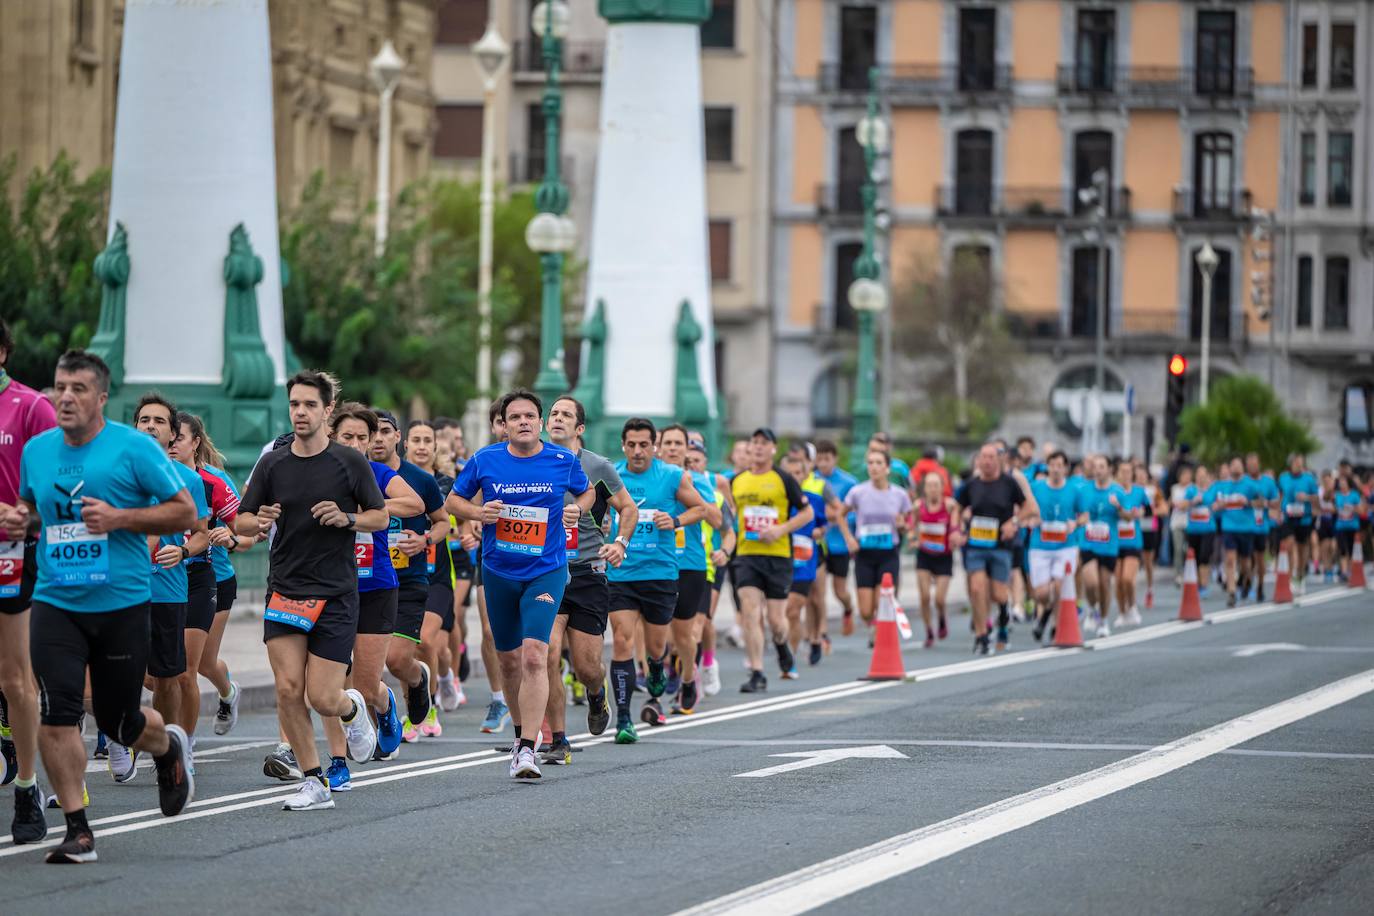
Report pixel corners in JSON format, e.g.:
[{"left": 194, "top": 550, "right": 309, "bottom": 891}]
[
  {"left": 733, "top": 745, "right": 907, "bottom": 778},
  {"left": 1232, "top": 643, "right": 1305, "bottom": 658},
  {"left": 672, "top": 667, "right": 1374, "bottom": 916}
]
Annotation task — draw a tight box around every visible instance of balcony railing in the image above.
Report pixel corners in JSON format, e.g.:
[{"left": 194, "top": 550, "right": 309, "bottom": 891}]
[
  {"left": 1005, "top": 308, "right": 1250, "bottom": 349},
  {"left": 1172, "top": 188, "right": 1252, "bottom": 222},
  {"left": 818, "top": 62, "right": 1012, "bottom": 98},
  {"left": 511, "top": 40, "right": 605, "bottom": 77},
  {"left": 815, "top": 181, "right": 866, "bottom": 216},
  {"left": 934, "top": 185, "right": 1132, "bottom": 221},
  {"left": 1055, "top": 65, "right": 1255, "bottom": 103},
  {"left": 508, "top": 153, "right": 575, "bottom": 187}
]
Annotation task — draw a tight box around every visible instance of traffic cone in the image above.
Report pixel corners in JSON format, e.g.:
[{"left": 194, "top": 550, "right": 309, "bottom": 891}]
[
  {"left": 863, "top": 573, "right": 906, "bottom": 680},
  {"left": 1351, "top": 540, "right": 1368, "bottom": 589},
  {"left": 1179, "top": 549, "right": 1204, "bottom": 622},
  {"left": 1053, "top": 561, "right": 1084, "bottom": 648},
  {"left": 1272, "top": 547, "right": 1294, "bottom": 604}
]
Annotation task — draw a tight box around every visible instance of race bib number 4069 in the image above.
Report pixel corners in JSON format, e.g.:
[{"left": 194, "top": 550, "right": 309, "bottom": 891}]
[{"left": 45, "top": 523, "right": 109, "bottom": 585}]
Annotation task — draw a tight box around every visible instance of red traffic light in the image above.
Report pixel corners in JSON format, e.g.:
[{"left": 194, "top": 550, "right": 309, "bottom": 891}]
[{"left": 1168, "top": 354, "right": 1188, "bottom": 377}]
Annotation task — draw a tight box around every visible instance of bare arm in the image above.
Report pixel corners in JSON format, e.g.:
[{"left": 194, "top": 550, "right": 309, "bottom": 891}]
[
  {"left": 385, "top": 476, "right": 424, "bottom": 518},
  {"left": 81, "top": 490, "right": 196, "bottom": 536}
]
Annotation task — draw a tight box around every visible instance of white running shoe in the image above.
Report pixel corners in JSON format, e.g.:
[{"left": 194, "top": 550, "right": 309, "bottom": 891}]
[
  {"left": 454, "top": 685, "right": 467, "bottom": 708},
  {"left": 342, "top": 688, "right": 377, "bottom": 763},
  {"left": 511, "top": 747, "right": 542, "bottom": 779},
  {"left": 1124, "top": 607, "right": 1143, "bottom": 627},
  {"left": 214, "top": 680, "right": 241, "bottom": 736},
  {"left": 438, "top": 676, "right": 461, "bottom": 713},
  {"left": 282, "top": 778, "right": 335, "bottom": 811},
  {"left": 1095, "top": 619, "right": 1111, "bottom": 638},
  {"left": 108, "top": 740, "right": 138, "bottom": 783},
  {"left": 702, "top": 660, "right": 721, "bottom": 697}
]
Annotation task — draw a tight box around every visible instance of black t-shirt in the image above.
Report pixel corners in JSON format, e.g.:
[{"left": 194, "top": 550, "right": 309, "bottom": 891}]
[
  {"left": 956, "top": 474, "right": 1026, "bottom": 546},
  {"left": 241, "top": 441, "right": 386, "bottom": 599},
  {"left": 430, "top": 471, "right": 455, "bottom": 587}
]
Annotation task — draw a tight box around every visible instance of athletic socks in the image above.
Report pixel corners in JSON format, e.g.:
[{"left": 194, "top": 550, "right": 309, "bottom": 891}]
[
  {"left": 611, "top": 658, "right": 636, "bottom": 716},
  {"left": 701, "top": 650, "right": 715, "bottom": 668},
  {"left": 491, "top": 691, "right": 505, "bottom": 704},
  {"left": 518, "top": 738, "right": 535, "bottom": 751},
  {"left": 552, "top": 730, "right": 566, "bottom": 745}
]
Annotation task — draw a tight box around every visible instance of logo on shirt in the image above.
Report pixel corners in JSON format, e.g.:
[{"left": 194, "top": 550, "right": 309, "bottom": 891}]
[
  {"left": 535, "top": 592, "right": 555, "bottom": 604},
  {"left": 52, "top": 481, "right": 85, "bottom": 524}
]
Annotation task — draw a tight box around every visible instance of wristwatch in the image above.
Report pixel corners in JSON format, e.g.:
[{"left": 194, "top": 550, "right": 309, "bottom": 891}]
[
  {"left": 614, "top": 535, "right": 630, "bottom": 549},
  {"left": 178, "top": 546, "right": 190, "bottom": 562},
  {"left": 345, "top": 512, "right": 357, "bottom": 530},
  {"left": 672, "top": 516, "right": 682, "bottom": 530}
]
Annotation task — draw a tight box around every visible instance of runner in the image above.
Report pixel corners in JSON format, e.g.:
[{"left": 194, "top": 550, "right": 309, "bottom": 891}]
[
  {"left": 731, "top": 428, "right": 813, "bottom": 693},
  {"left": 813, "top": 440, "right": 858, "bottom": 636},
  {"left": 5, "top": 350, "right": 196, "bottom": 861},
  {"left": 1333, "top": 473, "right": 1365, "bottom": 581},
  {"left": 1028, "top": 450, "right": 1081, "bottom": 642},
  {"left": 1278, "top": 454, "right": 1319, "bottom": 592},
  {"left": 1140, "top": 463, "right": 1166, "bottom": 609},
  {"left": 912, "top": 471, "right": 962, "bottom": 648},
  {"left": 781, "top": 452, "right": 823, "bottom": 670},
  {"left": 1245, "top": 452, "right": 1281, "bottom": 602},
  {"left": 1168, "top": 465, "right": 1194, "bottom": 582},
  {"left": 956, "top": 443, "right": 1036, "bottom": 653},
  {"left": 447, "top": 389, "right": 592, "bottom": 778},
  {"left": 474, "top": 400, "right": 511, "bottom": 734},
  {"left": 1317, "top": 470, "right": 1337, "bottom": 580},
  {"left": 0, "top": 317, "right": 58, "bottom": 843},
  {"left": 1215, "top": 456, "right": 1259, "bottom": 607},
  {"left": 1112, "top": 458, "right": 1147, "bottom": 628},
  {"left": 793, "top": 443, "right": 846, "bottom": 665},
  {"left": 1182, "top": 465, "right": 1218, "bottom": 596},
  {"left": 1077, "top": 454, "right": 1126, "bottom": 637},
  {"left": 236, "top": 372, "right": 388, "bottom": 810},
  {"left": 686, "top": 439, "right": 734, "bottom": 697},
  {"left": 841, "top": 449, "right": 911, "bottom": 645}
]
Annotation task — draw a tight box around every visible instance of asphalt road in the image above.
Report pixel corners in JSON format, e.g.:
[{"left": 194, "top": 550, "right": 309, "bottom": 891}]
[{"left": 3, "top": 584, "right": 1372, "bottom": 916}]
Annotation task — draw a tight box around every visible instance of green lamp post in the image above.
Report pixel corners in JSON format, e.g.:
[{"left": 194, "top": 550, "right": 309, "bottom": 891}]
[
  {"left": 525, "top": 0, "right": 577, "bottom": 409},
  {"left": 848, "top": 66, "right": 889, "bottom": 473}
]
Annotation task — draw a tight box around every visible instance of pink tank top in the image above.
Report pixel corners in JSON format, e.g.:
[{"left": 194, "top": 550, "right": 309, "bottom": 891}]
[
  {"left": 0, "top": 376, "right": 58, "bottom": 505},
  {"left": 916, "top": 502, "right": 951, "bottom": 555}
]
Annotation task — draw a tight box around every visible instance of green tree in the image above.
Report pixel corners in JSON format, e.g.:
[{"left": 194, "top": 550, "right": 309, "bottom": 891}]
[
  {"left": 0, "top": 153, "right": 110, "bottom": 385},
  {"left": 1176, "top": 375, "right": 1319, "bottom": 470}
]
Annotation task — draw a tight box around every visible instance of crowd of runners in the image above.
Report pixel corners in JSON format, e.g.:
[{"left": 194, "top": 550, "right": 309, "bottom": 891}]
[{"left": 1, "top": 316, "right": 1371, "bottom": 863}]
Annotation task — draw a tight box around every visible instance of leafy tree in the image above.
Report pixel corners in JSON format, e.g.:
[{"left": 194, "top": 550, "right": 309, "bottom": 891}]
[
  {"left": 1176, "top": 374, "right": 1319, "bottom": 470},
  {"left": 0, "top": 153, "right": 109, "bottom": 385}
]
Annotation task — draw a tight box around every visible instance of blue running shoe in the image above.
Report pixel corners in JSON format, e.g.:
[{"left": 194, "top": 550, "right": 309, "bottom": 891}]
[
  {"left": 375, "top": 687, "right": 403, "bottom": 757},
  {"left": 479, "top": 699, "right": 510, "bottom": 734},
  {"left": 326, "top": 756, "right": 351, "bottom": 792}
]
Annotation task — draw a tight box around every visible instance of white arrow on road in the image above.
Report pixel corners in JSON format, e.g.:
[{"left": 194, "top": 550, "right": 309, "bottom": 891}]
[
  {"left": 733, "top": 745, "right": 908, "bottom": 778},
  {"left": 1232, "top": 643, "right": 1306, "bottom": 658}
]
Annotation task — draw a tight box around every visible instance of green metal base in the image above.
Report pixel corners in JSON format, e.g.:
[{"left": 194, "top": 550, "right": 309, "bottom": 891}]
[
  {"left": 583, "top": 412, "right": 723, "bottom": 466},
  {"left": 600, "top": 0, "right": 710, "bottom": 24}
]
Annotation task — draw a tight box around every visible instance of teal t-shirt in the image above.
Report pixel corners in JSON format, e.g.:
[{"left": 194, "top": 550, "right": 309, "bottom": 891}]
[
  {"left": 609, "top": 458, "right": 683, "bottom": 583},
  {"left": 150, "top": 460, "right": 212, "bottom": 604}
]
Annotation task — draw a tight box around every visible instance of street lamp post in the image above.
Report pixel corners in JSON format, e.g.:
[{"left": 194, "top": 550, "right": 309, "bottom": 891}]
[
  {"left": 369, "top": 40, "right": 405, "bottom": 257},
  {"left": 1195, "top": 241, "right": 1220, "bottom": 406},
  {"left": 526, "top": 0, "right": 575, "bottom": 410},
  {"left": 470, "top": 21, "right": 509, "bottom": 445},
  {"left": 1077, "top": 168, "right": 1110, "bottom": 455},
  {"left": 849, "top": 67, "right": 889, "bottom": 471}
]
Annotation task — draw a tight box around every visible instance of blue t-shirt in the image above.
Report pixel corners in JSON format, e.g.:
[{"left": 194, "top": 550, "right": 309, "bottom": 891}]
[
  {"left": 1215, "top": 478, "right": 1258, "bottom": 533},
  {"left": 20, "top": 422, "right": 188, "bottom": 613},
  {"left": 201, "top": 465, "right": 241, "bottom": 583},
  {"left": 149, "top": 460, "right": 212, "bottom": 604},
  {"left": 1249, "top": 474, "right": 1279, "bottom": 532},
  {"left": 609, "top": 458, "right": 683, "bottom": 583},
  {"left": 455, "top": 441, "right": 589, "bottom": 580},
  {"left": 817, "top": 467, "right": 858, "bottom": 554},
  {"left": 358, "top": 461, "right": 399, "bottom": 592},
  {"left": 389, "top": 460, "right": 445, "bottom": 581},
  {"left": 1185, "top": 485, "right": 1216, "bottom": 535},
  {"left": 1029, "top": 479, "right": 1081, "bottom": 551},
  {"left": 1079, "top": 482, "right": 1126, "bottom": 556},
  {"left": 792, "top": 481, "right": 827, "bottom": 583},
  {"left": 1334, "top": 491, "right": 1362, "bottom": 531},
  {"left": 674, "top": 469, "right": 713, "bottom": 573},
  {"left": 1116, "top": 485, "right": 1148, "bottom": 550},
  {"left": 1278, "top": 471, "right": 1318, "bottom": 523}
]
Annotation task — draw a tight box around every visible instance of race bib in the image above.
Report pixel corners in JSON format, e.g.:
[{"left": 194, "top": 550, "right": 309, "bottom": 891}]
[
  {"left": 675, "top": 525, "right": 687, "bottom": 554},
  {"left": 44, "top": 523, "right": 109, "bottom": 585},
  {"left": 388, "top": 531, "right": 410, "bottom": 570},
  {"left": 792, "top": 534, "right": 815, "bottom": 565},
  {"left": 1339, "top": 505, "right": 1356, "bottom": 520},
  {"left": 1189, "top": 507, "right": 1211, "bottom": 524},
  {"left": 1039, "top": 521, "right": 1069, "bottom": 545},
  {"left": 1117, "top": 520, "right": 1136, "bottom": 540},
  {"left": 1285, "top": 502, "right": 1305, "bottom": 518},
  {"left": 426, "top": 542, "right": 437, "bottom": 574},
  {"left": 354, "top": 532, "right": 375, "bottom": 578},
  {"left": 0, "top": 540, "right": 22, "bottom": 598},
  {"left": 918, "top": 521, "right": 947, "bottom": 554},
  {"left": 1084, "top": 521, "right": 1111, "bottom": 544},
  {"left": 742, "top": 505, "right": 778, "bottom": 541},
  {"left": 565, "top": 524, "right": 579, "bottom": 559},
  {"left": 631, "top": 509, "right": 660, "bottom": 550},
  {"left": 494, "top": 504, "right": 549, "bottom": 556},
  {"left": 1225, "top": 494, "right": 1247, "bottom": 510},
  {"left": 968, "top": 515, "right": 999, "bottom": 548},
  {"left": 858, "top": 523, "right": 895, "bottom": 551},
  {"left": 1254, "top": 509, "right": 1266, "bottom": 526},
  {"left": 264, "top": 592, "right": 325, "bottom": 632}
]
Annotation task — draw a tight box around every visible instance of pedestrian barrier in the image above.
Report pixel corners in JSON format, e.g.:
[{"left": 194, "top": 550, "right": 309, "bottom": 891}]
[
  {"left": 1272, "top": 547, "right": 1294, "bottom": 604},
  {"left": 863, "top": 573, "right": 907, "bottom": 681},
  {"left": 1351, "top": 540, "right": 1368, "bottom": 589},
  {"left": 1178, "top": 549, "right": 1204, "bottom": 622},
  {"left": 1053, "top": 562, "right": 1084, "bottom": 648}
]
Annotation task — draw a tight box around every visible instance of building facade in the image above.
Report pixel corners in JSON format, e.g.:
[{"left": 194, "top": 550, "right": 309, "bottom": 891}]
[{"left": 771, "top": 0, "right": 1374, "bottom": 467}]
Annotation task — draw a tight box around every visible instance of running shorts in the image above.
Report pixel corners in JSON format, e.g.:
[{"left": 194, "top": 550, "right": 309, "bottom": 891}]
[
  {"left": 1028, "top": 547, "right": 1078, "bottom": 589},
  {"left": 356, "top": 587, "right": 399, "bottom": 636},
  {"left": 482, "top": 566, "right": 569, "bottom": 651},
  {"left": 915, "top": 550, "right": 954, "bottom": 577},
  {"left": 854, "top": 548, "right": 901, "bottom": 590},
  {"left": 1278, "top": 520, "right": 1313, "bottom": 544},
  {"left": 263, "top": 589, "right": 360, "bottom": 665},
  {"left": 732, "top": 555, "right": 792, "bottom": 601},
  {"left": 1185, "top": 533, "right": 1215, "bottom": 566},
  {"left": 788, "top": 575, "right": 816, "bottom": 597},
  {"left": 215, "top": 574, "right": 238, "bottom": 614},
  {"left": 824, "top": 551, "right": 851, "bottom": 578},
  {"left": 427, "top": 581, "right": 455, "bottom": 631},
  {"left": 1336, "top": 530, "right": 1356, "bottom": 558},
  {"left": 608, "top": 578, "right": 678, "bottom": 627},
  {"left": 185, "top": 561, "right": 218, "bottom": 632},
  {"left": 149, "top": 601, "right": 187, "bottom": 677},
  {"left": 392, "top": 578, "right": 429, "bottom": 643},
  {"left": 30, "top": 601, "right": 151, "bottom": 742},
  {"left": 560, "top": 566, "right": 608, "bottom": 637},
  {"left": 1221, "top": 531, "right": 1253, "bottom": 557},
  {"left": 963, "top": 546, "right": 1012, "bottom": 584},
  {"left": 675, "top": 569, "right": 709, "bottom": 620},
  {"left": 1118, "top": 547, "right": 1142, "bottom": 561},
  {"left": 1082, "top": 552, "right": 1118, "bottom": 573}
]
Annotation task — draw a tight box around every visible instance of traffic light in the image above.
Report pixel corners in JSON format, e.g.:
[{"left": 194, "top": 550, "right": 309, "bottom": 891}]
[{"left": 1165, "top": 354, "right": 1188, "bottom": 445}]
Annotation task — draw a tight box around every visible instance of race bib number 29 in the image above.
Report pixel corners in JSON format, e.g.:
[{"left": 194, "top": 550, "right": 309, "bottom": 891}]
[
  {"left": 495, "top": 504, "right": 549, "bottom": 556},
  {"left": 45, "top": 523, "right": 109, "bottom": 585}
]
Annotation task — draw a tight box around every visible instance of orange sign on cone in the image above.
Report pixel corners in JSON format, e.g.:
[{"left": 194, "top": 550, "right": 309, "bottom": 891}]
[
  {"left": 1179, "top": 549, "right": 1204, "bottom": 622},
  {"left": 1053, "top": 561, "right": 1084, "bottom": 648},
  {"left": 1351, "top": 540, "right": 1368, "bottom": 589},
  {"left": 863, "top": 573, "right": 907, "bottom": 681},
  {"left": 1272, "top": 547, "right": 1294, "bottom": 604}
]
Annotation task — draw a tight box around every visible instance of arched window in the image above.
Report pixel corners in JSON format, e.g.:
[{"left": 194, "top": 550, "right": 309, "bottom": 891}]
[{"left": 812, "top": 365, "right": 856, "bottom": 430}]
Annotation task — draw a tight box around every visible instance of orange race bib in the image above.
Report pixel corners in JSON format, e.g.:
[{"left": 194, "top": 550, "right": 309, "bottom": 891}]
[
  {"left": 425, "top": 541, "right": 437, "bottom": 574},
  {"left": 264, "top": 593, "right": 326, "bottom": 632},
  {"left": 495, "top": 504, "right": 549, "bottom": 556}
]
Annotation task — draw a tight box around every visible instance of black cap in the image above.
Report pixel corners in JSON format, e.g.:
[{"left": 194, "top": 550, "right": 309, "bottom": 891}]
[
  {"left": 373, "top": 408, "right": 400, "bottom": 431},
  {"left": 751, "top": 427, "right": 777, "bottom": 443}
]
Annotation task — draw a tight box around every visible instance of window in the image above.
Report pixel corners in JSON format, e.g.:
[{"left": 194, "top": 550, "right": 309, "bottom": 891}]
[
  {"left": 703, "top": 107, "right": 734, "bottom": 163},
  {"left": 1071, "top": 246, "right": 1111, "bottom": 339},
  {"left": 1299, "top": 133, "right": 1316, "bottom": 206},
  {"left": 525, "top": 102, "right": 546, "bottom": 180},
  {"left": 838, "top": 6, "right": 877, "bottom": 91},
  {"left": 434, "top": 105, "right": 482, "bottom": 159},
  {"left": 1296, "top": 256, "right": 1313, "bottom": 328},
  {"left": 812, "top": 366, "right": 856, "bottom": 429},
  {"left": 437, "top": 1, "right": 486, "bottom": 45},
  {"left": 836, "top": 127, "right": 866, "bottom": 213},
  {"left": 954, "top": 129, "right": 994, "bottom": 216},
  {"left": 1343, "top": 382, "right": 1373, "bottom": 440},
  {"left": 1328, "top": 132, "right": 1353, "bottom": 207},
  {"left": 1193, "top": 132, "right": 1234, "bottom": 216},
  {"left": 1190, "top": 246, "right": 1232, "bottom": 342},
  {"left": 1324, "top": 256, "right": 1350, "bottom": 329},
  {"left": 708, "top": 220, "right": 732, "bottom": 282},
  {"left": 1195, "top": 11, "right": 1236, "bottom": 96},
  {"left": 1301, "top": 23, "right": 1318, "bottom": 88},
  {"left": 329, "top": 126, "right": 354, "bottom": 176},
  {"left": 701, "top": 0, "right": 735, "bottom": 49},
  {"left": 74, "top": 0, "right": 95, "bottom": 49},
  {"left": 959, "top": 7, "right": 998, "bottom": 91},
  {"left": 831, "top": 242, "right": 863, "bottom": 332},
  {"left": 1330, "top": 23, "right": 1356, "bottom": 89},
  {"left": 1073, "top": 131, "right": 1114, "bottom": 215},
  {"left": 1075, "top": 10, "right": 1116, "bottom": 92}
]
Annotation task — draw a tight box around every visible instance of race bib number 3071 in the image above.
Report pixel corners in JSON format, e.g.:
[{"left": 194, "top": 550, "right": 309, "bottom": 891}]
[
  {"left": 495, "top": 504, "right": 549, "bottom": 556},
  {"left": 45, "top": 523, "right": 109, "bottom": 585}
]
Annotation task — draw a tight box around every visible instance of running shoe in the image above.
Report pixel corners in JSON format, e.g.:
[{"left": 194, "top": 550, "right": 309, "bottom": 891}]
[
  {"left": 937, "top": 617, "right": 948, "bottom": 640},
  {"left": 672, "top": 680, "right": 698, "bottom": 716},
  {"left": 480, "top": 699, "right": 510, "bottom": 734},
  {"left": 586, "top": 690, "right": 611, "bottom": 737},
  {"left": 740, "top": 670, "right": 767, "bottom": 694},
  {"left": 701, "top": 660, "right": 722, "bottom": 697},
  {"left": 614, "top": 719, "right": 638, "bottom": 744},
  {"left": 325, "top": 756, "right": 351, "bottom": 792},
  {"left": 1, "top": 734, "right": 15, "bottom": 785},
  {"left": 1144, "top": 589, "right": 1154, "bottom": 610},
  {"left": 1031, "top": 619, "right": 1046, "bottom": 643},
  {"left": 808, "top": 642, "right": 823, "bottom": 666},
  {"left": 511, "top": 746, "right": 541, "bottom": 779},
  {"left": 454, "top": 684, "right": 468, "bottom": 708},
  {"left": 973, "top": 634, "right": 990, "bottom": 655},
  {"left": 11, "top": 782, "right": 49, "bottom": 844},
  {"left": 822, "top": 633, "right": 833, "bottom": 654},
  {"left": 419, "top": 707, "right": 442, "bottom": 738},
  {"left": 282, "top": 777, "right": 334, "bottom": 811},
  {"left": 263, "top": 743, "right": 302, "bottom": 781},
  {"left": 775, "top": 641, "right": 795, "bottom": 677},
  {"left": 213, "top": 680, "right": 241, "bottom": 736},
  {"left": 342, "top": 688, "right": 378, "bottom": 763},
  {"left": 923, "top": 630, "right": 935, "bottom": 649},
  {"left": 841, "top": 609, "right": 855, "bottom": 636},
  {"left": 1198, "top": 586, "right": 1211, "bottom": 599},
  {"left": 1255, "top": 586, "right": 1265, "bottom": 603},
  {"left": 1124, "top": 607, "right": 1143, "bottom": 627},
  {"left": 437, "top": 675, "right": 461, "bottom": 713},
  {"left": 47, "top": 783, "right": 89, "bottom": 809},
  {"left": 1095, "top": 619, "right": 1111, "bottom": 638},
  {"left": 156, "top": 724, "right": 194, "bottom": 817},
  {"left": 108, "top": 741, "right": 138, "bottom": 784},
  {"left": 44, "top": 829, "right": 96, "bottom": 864},
  {"left": 406, "top": 661, "right": 432, "bottom": 728},
  {"left": 540, "top": 737, "right": 573, "bottom": 766},
  {"left": 401, "top": 716, "right": 420, "bottom": 744},
  {"left": 640, "top": 698, "right": 666, "bottom": 727},
  {"left": 781, "top": 666, "right": 800, "bottom": 681},
  {"left": 92, "top": 732, "right": 108, "bottom": 761},
  {"left": 376, "top": 686, "right": 404, "bottom": 756},
  {"left": 1227, "top": 591, "right": 1238, "bottom": 608},
  {"left": 646, "top": 663, "right": 667, "bottom": 699},
  {"left": 664, "top": 660, "right": 682, "bottom": 699},
  {"left": 995, "top": 626, "right": 1009, "bottom": 653}
]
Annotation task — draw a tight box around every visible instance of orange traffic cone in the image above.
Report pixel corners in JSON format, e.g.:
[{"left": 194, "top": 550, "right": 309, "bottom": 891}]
[
  {"left": 1178, "top": 549, "right": 1204, "bottom": 622},
  {"left": 1351, "top": 540, "right": 1368, "bottom": 589},
  {"left": 1053, "top": 561, "right": 1084, "bottom": 648},
  {"left": 863, "top": 573, "right": 907, "bottom": 680},
  {"left": 1272, "top": 546, "right": 1294, "bottom": 604}
]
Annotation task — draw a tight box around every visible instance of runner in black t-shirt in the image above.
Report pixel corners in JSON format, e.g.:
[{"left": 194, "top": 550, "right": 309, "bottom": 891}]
[
  {"left": 237, "top": 371, "right": 388, "bottom": 812},
  {"left": 956, "top": 443, "right": 1038, "bottom": 655}
]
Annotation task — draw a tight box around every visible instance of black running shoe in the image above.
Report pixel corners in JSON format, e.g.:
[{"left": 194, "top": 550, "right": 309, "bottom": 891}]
[
  {"left": 406, "top": 662, "right": 432, "bottom": 727},
  {"left": 457, "top": 647, "right": 471, "bottom": 682},
  {"left": 973, "top": 634, "right": 991, "bottom": 656},
  {"left": 156, "top": 724, "right": 194, "bottom": 817},
  {"left": 808, "top": 642, "right": 823, "bottom": 666},
  {"left": 586, "top": 690, "right": 610, "bottom": 737},
  {"left": 540, "top": 737, "right": 573, "bottom": 766},
  {"left": 1, "top": 735, "right": 16, "bottom": 786},
  {"left": 740, "top": 670, "right": 767, "bottom": 694},
  {"left": 11, "top": 783, "right": 49, "bottom": 844},
  {"left": 640, "top": 698, "right": 666, "bottom": 727},
  {"left": 44, "top": 830, "right": 96, "bottom": 864},
  {"left": 672, "top": 680, "right": 698, "bottom": 716},
  {"left": 775, "top": 641, "right": 794, "bottom": 676}
]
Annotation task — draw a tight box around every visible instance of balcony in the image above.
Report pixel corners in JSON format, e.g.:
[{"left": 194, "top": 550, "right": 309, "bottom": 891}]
[
  {"left": 1004, "top": 308, "right": 1251, "bottom": 356},
  {"left": 508, "top": 153, "right": 576, "bottom": 188},
  {"left": 511, "top": 40, "right": 604, "bottom": 82},
  {"left": 1171, "top": 188, "right": 1252, "bottom": 224},
  {"left": 1054, "top": 65, "right": 1254, "bottom": 108},
  {"left": 815, "top": 181, "right": 865, "bottom": 218},
  {"left": 934, "top": 185, "right": 1131, "bottom": 225},
  {"left": 817, "top": 62, "right": 1012, "bottom": 103}
]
